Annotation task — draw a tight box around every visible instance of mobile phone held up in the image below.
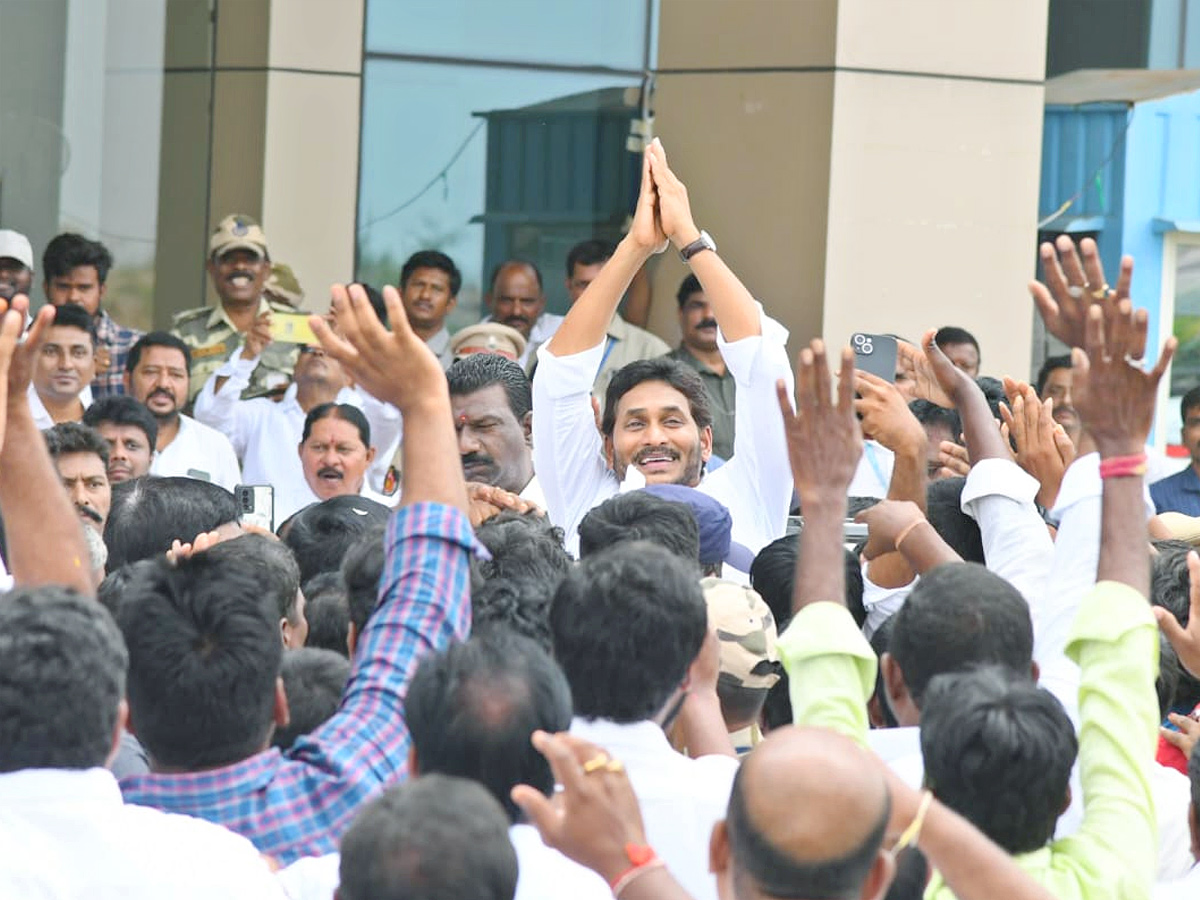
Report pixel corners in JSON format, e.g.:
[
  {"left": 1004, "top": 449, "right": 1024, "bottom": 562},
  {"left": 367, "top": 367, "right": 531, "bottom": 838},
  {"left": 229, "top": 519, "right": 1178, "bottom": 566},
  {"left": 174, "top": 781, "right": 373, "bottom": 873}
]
[
  {"left": 269, "top": 312, "right": 318, "bottom": 346},
  {"left": 851, "top": 333, "right": 898, "bottom": 383},
  {"left": 236, "top": 484, "right": 275, "bottom": 533}
]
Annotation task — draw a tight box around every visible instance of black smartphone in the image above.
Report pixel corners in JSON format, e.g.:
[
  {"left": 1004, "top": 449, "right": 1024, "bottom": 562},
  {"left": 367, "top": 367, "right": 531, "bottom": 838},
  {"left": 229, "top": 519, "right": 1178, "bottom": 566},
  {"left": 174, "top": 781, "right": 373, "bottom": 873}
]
[{"left": 851, "top": 333, "right": 898, "bottom": 383}]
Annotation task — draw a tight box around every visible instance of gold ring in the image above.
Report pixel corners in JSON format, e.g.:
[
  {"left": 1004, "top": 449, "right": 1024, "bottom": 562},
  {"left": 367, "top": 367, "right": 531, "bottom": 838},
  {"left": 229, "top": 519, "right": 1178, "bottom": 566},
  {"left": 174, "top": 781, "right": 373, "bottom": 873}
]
[
  {"left": 605, "top": 759, "right": 625, "bottom": 773},
  {"left": 582, "top": 754, "right": 610, "bottom": 773},
  {"left": 1090, "top": 283, "right": 1110, "bottom": 300}
]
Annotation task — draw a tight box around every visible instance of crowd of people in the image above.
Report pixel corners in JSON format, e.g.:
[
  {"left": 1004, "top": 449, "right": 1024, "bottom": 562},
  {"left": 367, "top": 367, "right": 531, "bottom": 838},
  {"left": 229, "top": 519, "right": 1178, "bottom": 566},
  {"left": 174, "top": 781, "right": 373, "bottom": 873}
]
[{"left": 1, "top": 137, "right": 1198, "bottom": 900}]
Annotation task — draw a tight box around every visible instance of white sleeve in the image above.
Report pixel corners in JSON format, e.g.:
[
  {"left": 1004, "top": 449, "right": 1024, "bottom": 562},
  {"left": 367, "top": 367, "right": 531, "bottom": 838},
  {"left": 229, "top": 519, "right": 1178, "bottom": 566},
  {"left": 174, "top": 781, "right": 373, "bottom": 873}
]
[
  {"left": 959, "top": 458, "right": 1055, "bottom": 612},
  {"left": 700, "top": 305, "right": 794, "bottom": 553},
  {"left": 192, "top": 351, "right": 259, "bottom": 459},
  {"left": 532, "top": 339, "right": 618, "bottom": 554}
]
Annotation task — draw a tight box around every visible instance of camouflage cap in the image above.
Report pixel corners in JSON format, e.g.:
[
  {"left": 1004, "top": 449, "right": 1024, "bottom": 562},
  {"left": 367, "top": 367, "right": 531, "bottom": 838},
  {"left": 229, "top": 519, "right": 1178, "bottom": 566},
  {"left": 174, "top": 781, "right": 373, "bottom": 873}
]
[
  {"left": 265, "top": 262, "right": 304, "bottom": 308},
  {"left": 450, "top": 322, "right": 527, "bottom": 362},
  {"left": 209, "top": 214, "right": 269, "bottom": 260},
  {"left": 701, "top": 577, "right": 782, "bottom": 691}
]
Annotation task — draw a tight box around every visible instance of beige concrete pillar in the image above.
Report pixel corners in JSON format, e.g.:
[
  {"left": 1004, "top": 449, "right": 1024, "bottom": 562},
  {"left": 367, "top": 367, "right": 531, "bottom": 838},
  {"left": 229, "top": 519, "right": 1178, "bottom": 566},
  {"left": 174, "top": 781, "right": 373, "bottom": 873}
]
[
  {"left": 651, "top": 0, "right": 1048, "bottom": 381},
  {"left": 153, "top": 0, "right": 362, "bottom": 326}
]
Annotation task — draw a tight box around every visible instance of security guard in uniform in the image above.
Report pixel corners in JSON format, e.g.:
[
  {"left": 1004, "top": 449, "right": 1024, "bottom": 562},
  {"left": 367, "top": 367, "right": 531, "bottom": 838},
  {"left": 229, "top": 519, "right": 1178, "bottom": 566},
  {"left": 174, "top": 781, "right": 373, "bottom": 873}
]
[{"left": 172, "top": 214, "right": 298, "bottom": 402}]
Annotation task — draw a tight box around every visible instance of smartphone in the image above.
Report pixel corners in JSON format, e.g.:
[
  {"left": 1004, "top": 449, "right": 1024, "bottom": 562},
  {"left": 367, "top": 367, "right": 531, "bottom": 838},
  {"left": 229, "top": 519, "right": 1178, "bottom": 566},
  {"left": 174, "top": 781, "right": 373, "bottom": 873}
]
[
  {"left": 236, "top": 484, "right": 275, "bottom": 533},
  {"left": 851, "top": 333, "right": 898, "bottom": 383},
  {"left": 269, "top": 311, "right": 317, "bottom": 345}
]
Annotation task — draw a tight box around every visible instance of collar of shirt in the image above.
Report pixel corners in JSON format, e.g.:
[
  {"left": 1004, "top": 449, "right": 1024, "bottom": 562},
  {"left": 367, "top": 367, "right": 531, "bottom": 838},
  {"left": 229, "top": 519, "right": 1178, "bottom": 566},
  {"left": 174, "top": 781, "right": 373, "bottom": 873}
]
[
  {"left": 427, "top": 327, "right": 451, "bottom": 356},
  {"left": 93, "top": 308, "right": 118, "bottom": 339},
  {"left": 569, "top": 717, "right": 674, "bottom": 762},
  {"left": 26, "top": 382, "right": 94, "bottom": 429},
  {"left": 0, "top": 767, "right": 124, "bottom": 809},
  {"left": 207, "top": 297, "right": 271, "bottom": 331}
]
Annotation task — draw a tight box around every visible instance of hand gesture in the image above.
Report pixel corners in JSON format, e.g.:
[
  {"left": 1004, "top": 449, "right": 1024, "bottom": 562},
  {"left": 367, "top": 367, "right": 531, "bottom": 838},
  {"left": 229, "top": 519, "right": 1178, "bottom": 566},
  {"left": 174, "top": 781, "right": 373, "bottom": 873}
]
[
  {"left": 776, "top": 341, "right": 863, "bottom": 507},
  {"left": 465, "top": 481, "right": 542, "bottom": 528},
  {"left": 4, "top": 295, "right": 53, "bottom": 402},
  {"left": 1030, "top": 236, "right": 1134, "bottom": 351},
  {"left": 853, "top": 371, "right": 925, "bottom": 454},
  {"left": 166, "top": 529, "right": 224, "bottom": 565},
  {"left": 1155, "top": 551, "right": 1200, "bottom": 679},
  {"left": 626, "top": 143, "right": 668, "bottom": 255},
  {"left": 309, "top": 284, "right": 446, "bottom": 412},
  {"left": 686, "top": 627, "right": 722, "bottom": 697},
  {"left": 935, "top": 441, "right": 971, "bottom": 479},
  {"left": 1161, "top": 712, "right": 1200, "bottom": 761},
  {"left": 855, "top": 500, "right": 926, "bottom": 561},
  {"left": 511, "top": 731, "right": 648, "bottom": 883},
  {"left": 896, "top": 339, "right": 953, "bottom": 409},
  {"left": 645, "top": 139, "right": 700, "bottom": 251},
  {"left": 999, "top": 379, "right": 1075, "bottom": 508},
  {"left": 1072, "top": 302, "right": 1174, "bottom": 456},
  {"left": 0, "top": 298, "right": 26, "bottom": 450},
  {"left": 242, "top": 311, "right": 273, "bottom": 360}
]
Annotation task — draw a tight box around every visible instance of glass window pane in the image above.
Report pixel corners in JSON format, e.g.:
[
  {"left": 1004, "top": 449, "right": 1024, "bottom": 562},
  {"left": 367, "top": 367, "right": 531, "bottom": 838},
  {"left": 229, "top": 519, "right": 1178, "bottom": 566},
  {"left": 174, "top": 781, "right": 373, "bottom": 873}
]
[
  {"left": 1170, "top": 242, "right": 1200, "bottom": 397},
  {"left": 365, "top": 0, "right": 650, "bottom": 71}
]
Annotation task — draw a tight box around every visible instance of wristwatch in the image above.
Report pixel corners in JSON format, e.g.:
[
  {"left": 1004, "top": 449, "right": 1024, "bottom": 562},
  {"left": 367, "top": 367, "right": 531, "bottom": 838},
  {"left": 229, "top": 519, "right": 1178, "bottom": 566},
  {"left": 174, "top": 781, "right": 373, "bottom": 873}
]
[{"left": 679, "top": 230, "right": 716, "bottom": 262}]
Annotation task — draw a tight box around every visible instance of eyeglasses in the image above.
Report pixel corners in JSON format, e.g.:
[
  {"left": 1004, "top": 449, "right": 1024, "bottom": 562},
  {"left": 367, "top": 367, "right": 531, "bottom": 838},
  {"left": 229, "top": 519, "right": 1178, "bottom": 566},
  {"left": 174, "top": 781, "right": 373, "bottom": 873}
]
[{"left": 298, "top": 345, "right": 327, "bottom": 357}]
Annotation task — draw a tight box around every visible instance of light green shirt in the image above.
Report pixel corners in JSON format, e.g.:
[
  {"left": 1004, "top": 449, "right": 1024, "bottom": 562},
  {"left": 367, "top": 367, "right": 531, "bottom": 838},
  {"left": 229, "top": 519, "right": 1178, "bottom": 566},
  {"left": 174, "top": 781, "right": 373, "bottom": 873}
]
[{"left": 778, "top": 581, "right": 1159, "bottom": 900}]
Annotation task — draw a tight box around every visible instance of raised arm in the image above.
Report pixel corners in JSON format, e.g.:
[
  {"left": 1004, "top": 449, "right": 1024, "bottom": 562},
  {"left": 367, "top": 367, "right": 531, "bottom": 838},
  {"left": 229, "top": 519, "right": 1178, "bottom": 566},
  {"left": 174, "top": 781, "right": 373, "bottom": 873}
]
[{"left": 0, "top": 297, "right": 95, "bottom": 593}]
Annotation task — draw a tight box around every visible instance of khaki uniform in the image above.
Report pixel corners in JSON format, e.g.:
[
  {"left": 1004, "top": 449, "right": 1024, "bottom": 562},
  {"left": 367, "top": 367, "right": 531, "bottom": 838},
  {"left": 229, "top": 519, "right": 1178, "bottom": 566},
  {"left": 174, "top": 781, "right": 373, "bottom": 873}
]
[{"left": 172, "top": 297, "right": 298, "bottom": 401}]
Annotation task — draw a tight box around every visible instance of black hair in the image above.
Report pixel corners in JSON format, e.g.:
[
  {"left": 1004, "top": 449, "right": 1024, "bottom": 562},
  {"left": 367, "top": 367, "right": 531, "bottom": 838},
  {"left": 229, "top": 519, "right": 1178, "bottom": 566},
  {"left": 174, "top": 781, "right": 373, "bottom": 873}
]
[
  {"left": 908, "top": 399, "right": 961, "bottom": 440},
  {"left": 1035, "top": 354, "right": 1072, "bottom": 396},
  {"left": 117, "top": 549, "right": 282, "bottom": 769},
  {"left": 920, "top": 665, "right": 1075, "bottom": 854},
  {"left": 565, "top": 238, "right": 615, "bottom": 277},
  {"left": 489, "top": 259, "right": 543, "bottom": 292},
  {"left": 933, "top": 326, "right": 979, "bottom": 353},
  {"left": 408, "top": 631, "right": 573, "bottom": 822},
  {"left": 127, "top": 331, "right": 191, "bottom": 375},
  {"left": 42, "top": 232, "right": 114, "bottom": 283},
  {"left": 472, "top": 577, "right": 556, "bottom": 654},
  {"left": 925, "top": 478, "right": 985, "bottom": 564},
  {"left": 338, "top": 775, "right": 518, "bottom": 900},
  {"left": 676, "top": 273, "right": 703, "bottom": 307},
  {"left": 0, "top": 586, "right": 127, "bottom": 772},
  {"left": 272, "top": 647, "right": 351, "bottom": 751},
  {"left": 399, "top": 250, "right": 462, "bottom": 297},
  {"left": 43, "top": 421, "right": 109, "bottom": 466},
  {"left": 351, "top": 282, "right": 388, "bottom": 327},
  {"left": 750, "top": 534, "right": 867, "bottom": 631},
  {"left": 48, "top": 301, "right": 96, "bottom": 341},
  {"left": 884, "top": 849, "right": 929, "bottom": 900},
  {"left": 1182, "top": 386, "right": 1200, "bottom": 422},
  {"left": 283, "top": 495, "right": 390, "bottom": 589},
  {"left": 550, "top": 541, "right": 707, "bottom": 723},
  {"left": 341, "top": 524, "right": 388, "bottom": 635},
  {"left": 302, "top": 570, "right": 350, "bottom": 657},
  {"left": 578, "top": 491, "right": 700, "bottom": 565},
  {"left": 869, "top": 617, "right": 900, "bottom": 729},
  {"left": 301, "top": 402, "right": 371, "bottom": 447},
  {"left": 725, "top": 763, "right": 889, "bottom": 900},
  {"left": 601, "top": 357, "right": 712, "bottom": 437},
  {"left": 206, "top": 533, "right": 301, "bottom": 625},
  {"left": 83, "top": 395, "right": 159, "bottom": 453},
  {"left": 1151, "top": 540, "right": 1200, "bottom": 709},
  {"left": 103, "top": 476, "right": 239, "bottom": 570},
  {"left": 447, "top": 353, "right": 532, "bottom": 421},
  {"left": 975, "top": 377, "right": 1006, "bottom": 423},
  {"left": 889, "top": 562, "right": 1033, "bottom": 707}
]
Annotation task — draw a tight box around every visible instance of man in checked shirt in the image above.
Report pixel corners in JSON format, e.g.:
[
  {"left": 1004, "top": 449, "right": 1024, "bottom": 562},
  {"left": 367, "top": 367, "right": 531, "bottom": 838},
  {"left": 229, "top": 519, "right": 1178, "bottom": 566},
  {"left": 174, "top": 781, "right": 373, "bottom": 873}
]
[{"left": 117, "top": 282, "right": 475, "bottom": 864}]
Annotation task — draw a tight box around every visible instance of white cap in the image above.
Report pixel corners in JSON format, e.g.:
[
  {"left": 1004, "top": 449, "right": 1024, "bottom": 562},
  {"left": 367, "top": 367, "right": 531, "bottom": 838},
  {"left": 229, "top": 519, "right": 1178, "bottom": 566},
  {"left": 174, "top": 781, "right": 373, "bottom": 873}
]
[{"left": 0, "top": 230, "right": 34, "bottom": 271}]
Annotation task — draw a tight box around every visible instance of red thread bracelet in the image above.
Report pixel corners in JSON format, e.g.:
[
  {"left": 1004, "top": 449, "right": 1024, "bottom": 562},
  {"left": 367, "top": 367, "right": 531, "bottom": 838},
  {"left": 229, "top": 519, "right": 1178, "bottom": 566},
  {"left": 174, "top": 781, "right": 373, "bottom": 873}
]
[
  {"left": 609, "top": 844, "right": 661, "bottom": 896},
  {"left": 1098, "top": 452, "right": 1147, "bottom": 479}
]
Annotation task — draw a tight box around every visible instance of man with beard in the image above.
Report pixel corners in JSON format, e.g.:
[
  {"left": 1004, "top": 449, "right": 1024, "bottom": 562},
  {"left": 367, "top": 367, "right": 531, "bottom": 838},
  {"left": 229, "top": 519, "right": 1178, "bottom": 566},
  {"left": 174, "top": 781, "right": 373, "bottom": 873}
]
[
  {"left": 125, "top": 332, "right": 241, "bottom": 490},
  {"left": 43, "top": 422, "right": 111, "bottom": 534},
  {"left": 0, "top": 230, "right": 34, "bottom": 302},
  {"left": 171, "top": 214, "right": 297, "bottom": 402},
  {"left": 667, "top": 274, "right": 735, "bottom": 461},
  {"left": 486, "top": 260, "right": 561, "bottom": 371},
  {"left": 532, "top": 140, "right": 792, "bottom": 556},
  {"left": 447, "top": 352, "right": 544, "bottom": 508}
]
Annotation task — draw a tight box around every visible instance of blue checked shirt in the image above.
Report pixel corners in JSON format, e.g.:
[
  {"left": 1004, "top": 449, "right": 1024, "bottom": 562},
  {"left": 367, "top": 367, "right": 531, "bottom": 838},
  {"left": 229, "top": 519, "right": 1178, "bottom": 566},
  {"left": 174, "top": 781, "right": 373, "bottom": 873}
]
[
  {"left": 119, "top": 502, "right": 475, "bottom": 864},
  {"left": 1150, "top": 464, "right": 1200, "bottom": 517},
  {"left": 92, "top": 308, "right": 143, "bottom": 398}
]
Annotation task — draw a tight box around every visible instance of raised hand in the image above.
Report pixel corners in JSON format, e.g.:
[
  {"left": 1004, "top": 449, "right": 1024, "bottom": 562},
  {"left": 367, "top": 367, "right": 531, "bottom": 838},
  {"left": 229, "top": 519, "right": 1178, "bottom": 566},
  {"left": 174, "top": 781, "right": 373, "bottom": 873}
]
[
  {"left": 627, "top": 143, "right": 668, "bottom": 255},
  {"left": 853, "top": 370, "right": 925, "bottom": 454},
  {"left": 242, "top": 310, "right": 273, "bottom": 360},
  {"left": 1030, "top": 236, "right": 1135, "bottom": 352},
  {"left": 999, "top": 378, "right": 1075, "bottom": 508},
  {"left": 775, "top": 340, "right": 863, "bottom": 507},
  {"left": 1155, "top": 551, "right": 1200, "bottom": 679},
  {"left": 896, "top": 339, "right": 954, "bottom": 409},
  {"left": 309, "top": 284, "right": 445, "bottom": 412},
  {"left": 1072, "top": 302, "right": 1174, "bottom": 457},
  {"left": 4, "top": 294, "right": 53, "bottom": 402},
  {"left": 0, "top": 298, "right": 26, "bottom": 451},
  {"left": 645, "top": 139, "right": 701, "bottom": 250}
]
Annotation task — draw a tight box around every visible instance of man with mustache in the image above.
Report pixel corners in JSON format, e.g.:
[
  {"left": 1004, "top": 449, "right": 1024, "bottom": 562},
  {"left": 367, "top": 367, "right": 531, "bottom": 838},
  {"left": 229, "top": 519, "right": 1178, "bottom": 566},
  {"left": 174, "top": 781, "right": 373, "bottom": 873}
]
[
  {"left": 667, "top": 274, "right": 735, "bottom": 462},
  {"left": 42, "top": 422, "right": 111, "bottom": 534},
  {"left": 533, "top": 140, "right": 793, "bottom": 557},
  {"left": 171, "top": 214, "right": 298, "bottom": 402},
  {"left": 398, "top": 250, "right": 460, "bottom": 370},
  {"left": 125, "top": 332, "right": 241, "bottom": 490}
]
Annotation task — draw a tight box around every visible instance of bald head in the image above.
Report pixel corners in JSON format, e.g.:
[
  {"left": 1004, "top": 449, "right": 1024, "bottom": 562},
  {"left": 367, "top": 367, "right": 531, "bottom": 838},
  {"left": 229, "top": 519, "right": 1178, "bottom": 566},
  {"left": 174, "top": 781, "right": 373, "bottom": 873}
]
[
  {"left": 489, "top": 260, "right": 545, "bottom": 340},
  {"left": 721, "top": 727, "right": 892, "bottom": 900}
]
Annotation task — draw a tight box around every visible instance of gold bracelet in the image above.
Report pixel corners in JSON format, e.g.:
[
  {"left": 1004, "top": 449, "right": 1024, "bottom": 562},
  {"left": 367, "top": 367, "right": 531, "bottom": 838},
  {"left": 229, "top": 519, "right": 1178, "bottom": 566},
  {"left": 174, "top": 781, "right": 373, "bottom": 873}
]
[
  {"left": 895, "top": 790, "right": 934, "bottom": 851},
  {"left": 893, "top": 519, "right": 928, "bottom": 553}
]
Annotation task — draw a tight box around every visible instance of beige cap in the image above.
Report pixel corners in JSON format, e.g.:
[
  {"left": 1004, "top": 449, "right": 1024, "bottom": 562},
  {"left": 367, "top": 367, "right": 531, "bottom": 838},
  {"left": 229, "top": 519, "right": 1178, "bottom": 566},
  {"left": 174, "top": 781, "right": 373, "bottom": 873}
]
[
  {"left": 1157, "top": 512, "right": 1200, "bottom": 546},
  {"left": 701, "top": 577, "right": 782, "bottom": 691},
  {"left": 209, "top": 214, "right": 269, "bottom": 260},
  {"left": 0, "top": 230, "right": 34, "bottom": 270},
  {"left": 450, "top": 322, "right": 527, "bottom": 362}
]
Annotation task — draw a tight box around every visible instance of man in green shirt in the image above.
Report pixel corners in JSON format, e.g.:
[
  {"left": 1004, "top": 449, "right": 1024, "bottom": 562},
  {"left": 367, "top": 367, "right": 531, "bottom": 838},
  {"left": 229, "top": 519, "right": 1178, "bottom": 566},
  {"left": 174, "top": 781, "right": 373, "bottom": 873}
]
[{"left": 668, "top": 275, "right": 735, "bottom": 461}]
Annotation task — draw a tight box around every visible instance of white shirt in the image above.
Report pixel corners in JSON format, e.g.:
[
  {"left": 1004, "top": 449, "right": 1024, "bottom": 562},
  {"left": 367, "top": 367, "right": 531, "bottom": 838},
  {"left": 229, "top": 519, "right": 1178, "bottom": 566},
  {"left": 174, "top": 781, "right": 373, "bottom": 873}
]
[
  {"left": 520, "top": 473, "right": 547, "bottom": 509},
  {"left": 849, "top": 440, "right": 895, "bottom": 499},
  {"left": 519, "top": 312, "right": 565, "bottom": 369},
  {"left": 149, "top": 414, "right": 242, "bottom": 491},
  {"left": 532, "top": 304, "right": 793, "bottom": 556},
  {"left": 1156, "top": 862, "right": 1200, "bottom": 899},
  {"left": 194, "top": 353, "right": 401, "bottom": 521},
  {"left": 27, "top": 382, "right": 93, "bottom": 431},
  {"left": 0, "top": 767, "right": 284, "bottom": 899},
  {"left": 272, "top": 825, "right": 611, "bottom": 900},
  {"left": 570, "top": 718, "right": 738, "bottom": 900}
]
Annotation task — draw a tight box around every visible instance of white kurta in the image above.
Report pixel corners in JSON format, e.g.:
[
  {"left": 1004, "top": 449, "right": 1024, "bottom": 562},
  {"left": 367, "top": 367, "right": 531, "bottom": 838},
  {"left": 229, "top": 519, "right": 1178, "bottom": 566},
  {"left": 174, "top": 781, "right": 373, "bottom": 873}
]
[{"left": 150, "top": 414, "right": 241, "bottom": 491}]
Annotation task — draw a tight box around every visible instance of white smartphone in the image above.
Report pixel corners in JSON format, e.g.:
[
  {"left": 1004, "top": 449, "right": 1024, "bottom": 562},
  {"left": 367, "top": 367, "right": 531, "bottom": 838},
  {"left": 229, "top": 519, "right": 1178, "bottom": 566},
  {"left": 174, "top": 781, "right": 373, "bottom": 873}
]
[{"left": 236, "top": 484, "right": 275, "bottom": 533}]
